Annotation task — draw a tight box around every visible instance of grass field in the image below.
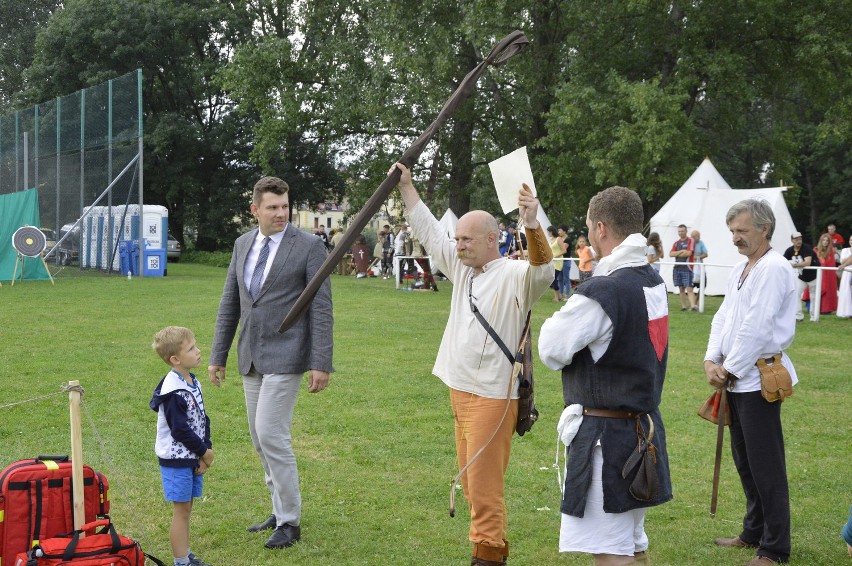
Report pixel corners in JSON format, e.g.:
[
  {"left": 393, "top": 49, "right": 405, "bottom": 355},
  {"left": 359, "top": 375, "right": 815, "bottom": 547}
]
[{"left": 0, "top": 264, "right": 849, "bottom": 565}]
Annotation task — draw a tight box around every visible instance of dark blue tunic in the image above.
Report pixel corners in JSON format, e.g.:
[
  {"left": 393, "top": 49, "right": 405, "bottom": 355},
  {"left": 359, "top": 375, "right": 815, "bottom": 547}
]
[{"left": 561, "top": 264, "right": 673, "bottom": 517}]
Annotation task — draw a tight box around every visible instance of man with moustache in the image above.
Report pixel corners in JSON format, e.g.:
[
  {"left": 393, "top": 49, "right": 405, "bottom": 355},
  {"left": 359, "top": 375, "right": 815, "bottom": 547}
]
[
  {"left": 390, "top": 162, "right": 553, "bottom": 566},
  {"left": 705, "top": 199, "right": 798, "bottom": 565}
]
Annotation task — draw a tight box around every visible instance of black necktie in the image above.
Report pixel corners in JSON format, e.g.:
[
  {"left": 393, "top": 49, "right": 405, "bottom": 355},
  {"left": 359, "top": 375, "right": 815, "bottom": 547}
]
[{"left": 249, "top": 237, "right": 271, "bottom": 300}]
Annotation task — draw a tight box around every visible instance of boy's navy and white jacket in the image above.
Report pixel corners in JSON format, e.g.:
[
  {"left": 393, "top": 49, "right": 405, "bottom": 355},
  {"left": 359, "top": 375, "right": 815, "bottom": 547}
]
[{"left": 150, "top": 370, "right": 212, "bottom": 468}]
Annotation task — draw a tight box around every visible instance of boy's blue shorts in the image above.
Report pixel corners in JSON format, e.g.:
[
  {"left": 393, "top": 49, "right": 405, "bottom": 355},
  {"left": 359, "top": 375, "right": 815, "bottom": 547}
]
[{"left": 160, "top": 465, "right": 203, "bottom": 502}]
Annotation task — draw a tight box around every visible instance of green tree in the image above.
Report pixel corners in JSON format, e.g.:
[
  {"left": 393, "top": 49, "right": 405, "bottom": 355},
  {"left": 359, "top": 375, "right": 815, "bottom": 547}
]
[
  {"left": 221, "top": 1, "right": 558, "bottom": 223},
  {"left": 17, "top": 0, "right": 849, "bottom": 249},
  {"left": 538, "top": 0, "right": 852, "bottom": 235},
  {"left": 219, "top": 0, "right": 424, "bottom": 218},
  {"left": 0, "top": 0, "right": 61, "bottom": 108},
  {"left": 23, "top": 0, "right": 257, "bottom": 250}
]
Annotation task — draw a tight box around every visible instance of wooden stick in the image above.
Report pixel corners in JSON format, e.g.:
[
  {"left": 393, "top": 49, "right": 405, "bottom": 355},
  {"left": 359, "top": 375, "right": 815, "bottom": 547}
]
[
  {"left": 278, "top": 31, "right": 530, "bottom": 333},
  {"left": 710, "top": 385, "right": 728, "bottom": 517},
  {"left": 68, "top": 380, "right": 86, "bottom": 531},
  {"left": 11, "top": 255, "right": 21, "bottom": 286}
]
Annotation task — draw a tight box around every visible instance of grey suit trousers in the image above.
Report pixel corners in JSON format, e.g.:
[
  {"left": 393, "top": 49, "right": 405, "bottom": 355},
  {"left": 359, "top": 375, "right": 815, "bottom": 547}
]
[{"left": 244, "top": 370, "right": 303, "bottom": 526}]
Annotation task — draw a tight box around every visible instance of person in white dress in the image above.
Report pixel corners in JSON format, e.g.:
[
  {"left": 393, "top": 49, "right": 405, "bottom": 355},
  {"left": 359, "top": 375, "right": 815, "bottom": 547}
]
[{"left": 837, "top": 247, "right": 852, "bottom": 318}]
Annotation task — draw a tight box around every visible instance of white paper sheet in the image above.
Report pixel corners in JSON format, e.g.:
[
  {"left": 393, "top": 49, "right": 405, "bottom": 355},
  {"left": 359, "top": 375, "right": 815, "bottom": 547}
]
[{"left": 488, "top": 147, "right": 537, "bottom": 214}]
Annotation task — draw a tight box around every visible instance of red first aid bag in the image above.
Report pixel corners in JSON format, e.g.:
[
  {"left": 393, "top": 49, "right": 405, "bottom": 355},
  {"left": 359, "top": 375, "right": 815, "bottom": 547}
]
[
  {"left": 0, "top": 457, "right": 109, "bottom": 565},
  {"left": 13, "top": 518, "right": 163, "bottom": 566}
]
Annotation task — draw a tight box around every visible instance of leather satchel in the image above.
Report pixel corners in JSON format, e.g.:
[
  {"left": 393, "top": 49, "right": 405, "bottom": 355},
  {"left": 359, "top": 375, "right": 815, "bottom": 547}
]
[
  {"left": 756, "top": 354, "right": 794, "bottom": 402},
  {"left": 698, "top": 390, "right": 730, "bottom": 425},
  {"left": 514, "top": 317, "right": 538, "bottom": 436}
]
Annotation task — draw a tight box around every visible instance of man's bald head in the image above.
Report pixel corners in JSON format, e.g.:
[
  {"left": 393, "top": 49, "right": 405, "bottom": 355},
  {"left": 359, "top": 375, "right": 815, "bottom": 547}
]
[
  {"left": 459, "top": 210, "right": 499, "bottom": 235},
  {"left": 455, "top": 210, "right": 501, "bottom": 271}
]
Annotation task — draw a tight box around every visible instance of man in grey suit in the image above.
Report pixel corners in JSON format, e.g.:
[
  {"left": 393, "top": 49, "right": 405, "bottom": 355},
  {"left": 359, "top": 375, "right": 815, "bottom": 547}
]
[{"left": 208, "top": 176, "right": 333, "bottom": 550}]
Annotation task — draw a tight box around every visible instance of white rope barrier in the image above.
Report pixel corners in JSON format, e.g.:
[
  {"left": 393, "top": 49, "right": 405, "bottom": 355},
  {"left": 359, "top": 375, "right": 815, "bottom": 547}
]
[{"left": 551, "top": 258, "right": 844, "bottom": 321}]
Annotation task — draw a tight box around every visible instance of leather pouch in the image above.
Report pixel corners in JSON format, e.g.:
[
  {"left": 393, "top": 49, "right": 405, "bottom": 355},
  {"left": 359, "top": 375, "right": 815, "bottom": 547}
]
[
  {"left": 621, "top": 415, "right": 659, "bottom": 502},
  {"left": 756, "top": 354, "right": 794, "bottom": 402},
  {"left": 514, "top": 324, "right": 538, "bottom": 436},
  {"left": 698, "top": 390, "right": 730, "bottom": 425}
]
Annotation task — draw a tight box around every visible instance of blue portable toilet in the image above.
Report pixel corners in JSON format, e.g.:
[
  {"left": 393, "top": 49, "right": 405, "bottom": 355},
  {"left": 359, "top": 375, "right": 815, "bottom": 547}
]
[
  {"left": 80, "top": 204, "right": 168, "bottom": 273},
  {"left": 142, "top": 246, "right": 166, "bottom": 277}
]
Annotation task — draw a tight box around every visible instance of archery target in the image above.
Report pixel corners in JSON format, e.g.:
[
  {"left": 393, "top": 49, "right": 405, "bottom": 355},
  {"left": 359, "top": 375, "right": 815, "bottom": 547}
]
[{"left": 13, "top": 226, "right": 47, "bottom": 257}]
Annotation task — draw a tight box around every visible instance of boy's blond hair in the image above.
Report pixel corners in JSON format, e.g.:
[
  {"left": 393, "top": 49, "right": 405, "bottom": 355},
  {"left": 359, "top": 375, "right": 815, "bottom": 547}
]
[{"left": 152, "top": 326, "right": 194, "bottom": 364}]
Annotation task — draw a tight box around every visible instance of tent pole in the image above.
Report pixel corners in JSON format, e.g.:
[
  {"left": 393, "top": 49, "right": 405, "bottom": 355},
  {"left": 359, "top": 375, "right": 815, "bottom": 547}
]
[{"left": 812, "top": 268, "right": 822, "bottom": 321}]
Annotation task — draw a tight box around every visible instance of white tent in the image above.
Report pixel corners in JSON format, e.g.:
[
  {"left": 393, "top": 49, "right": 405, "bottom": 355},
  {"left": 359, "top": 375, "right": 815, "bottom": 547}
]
[
  {"left": 438, "top": 208, "right": 458, "bottom": 240},
  {"left": 649, "top": 158, "right": 798, "bottom": 296}
]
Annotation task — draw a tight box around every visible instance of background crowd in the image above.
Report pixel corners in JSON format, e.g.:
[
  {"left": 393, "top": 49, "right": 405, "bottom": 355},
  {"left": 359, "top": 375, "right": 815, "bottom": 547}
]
[{"left": 307, "top": 219, "right": 852, "bottom": 321}]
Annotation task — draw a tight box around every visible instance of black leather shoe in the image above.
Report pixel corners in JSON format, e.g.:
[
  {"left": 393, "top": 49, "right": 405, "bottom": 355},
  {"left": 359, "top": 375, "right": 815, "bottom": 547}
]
[
  {"left": 264, "top": 524, "right": 300, "bottom": 549},
  {"left": 247, "top": 514, "right": 277, "bottom": 533}
]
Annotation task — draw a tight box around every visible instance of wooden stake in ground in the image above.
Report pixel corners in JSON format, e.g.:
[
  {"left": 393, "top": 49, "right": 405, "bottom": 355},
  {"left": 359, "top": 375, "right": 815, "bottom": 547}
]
[{"left": 68, "top": 380, "right": 85, "bottom": 531}]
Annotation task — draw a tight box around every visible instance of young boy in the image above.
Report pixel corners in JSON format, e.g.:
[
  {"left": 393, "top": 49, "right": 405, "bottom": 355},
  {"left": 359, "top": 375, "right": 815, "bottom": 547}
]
[{"left": 150, "top": 326, "right": 214, "bottom": 566}]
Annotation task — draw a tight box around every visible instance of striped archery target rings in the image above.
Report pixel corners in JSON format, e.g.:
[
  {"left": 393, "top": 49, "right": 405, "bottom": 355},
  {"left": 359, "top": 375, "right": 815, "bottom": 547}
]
[{"left": 12, "top": 226, "right": 47, "bottom": 257}]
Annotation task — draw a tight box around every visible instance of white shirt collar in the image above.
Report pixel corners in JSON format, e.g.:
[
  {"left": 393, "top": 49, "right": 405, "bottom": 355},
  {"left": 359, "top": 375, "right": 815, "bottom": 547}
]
[
  {"left": 480, "top": 256, "right": 505, "bottom": 273},
  {"left": 594, "top": 233, "right": 649, "bottom": 276},
  {"left": 256, "top": 225, "right": 287, "bottom": 245}
]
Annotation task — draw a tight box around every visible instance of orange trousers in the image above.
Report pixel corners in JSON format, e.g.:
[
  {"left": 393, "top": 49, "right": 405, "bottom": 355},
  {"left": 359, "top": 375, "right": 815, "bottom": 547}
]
[{"left": 450, "top": 388, "right": 518, "bottom": 551}]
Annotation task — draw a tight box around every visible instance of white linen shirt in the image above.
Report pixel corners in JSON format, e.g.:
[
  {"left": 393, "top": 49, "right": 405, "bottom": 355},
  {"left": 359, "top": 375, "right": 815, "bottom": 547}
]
[
  {"left": 704, "top": 249, "right": 799, "bottom": 392},
  {"left": 539, "top": 233, "right": 650, "bottom": 370},
  {"left": 406, "top": 201, "right": 554, "bottom": 399}
]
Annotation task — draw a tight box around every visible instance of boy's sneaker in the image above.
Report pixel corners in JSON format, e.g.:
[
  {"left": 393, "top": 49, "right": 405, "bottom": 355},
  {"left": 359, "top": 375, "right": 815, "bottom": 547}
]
[{"left": 188, "top": 553, "right": 212, "bottom": 566}]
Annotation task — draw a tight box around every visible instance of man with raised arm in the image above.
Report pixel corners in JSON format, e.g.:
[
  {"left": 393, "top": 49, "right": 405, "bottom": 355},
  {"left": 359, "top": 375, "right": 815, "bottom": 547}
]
[{"left": 390, "top": 162, "right": 553, "bottom": 566}]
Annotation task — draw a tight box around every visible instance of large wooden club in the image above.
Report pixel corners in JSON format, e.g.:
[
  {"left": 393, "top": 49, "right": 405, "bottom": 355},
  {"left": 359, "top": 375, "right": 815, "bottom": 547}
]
[{"left": 279, "top": 30, "right": 529, "bottom": 333}]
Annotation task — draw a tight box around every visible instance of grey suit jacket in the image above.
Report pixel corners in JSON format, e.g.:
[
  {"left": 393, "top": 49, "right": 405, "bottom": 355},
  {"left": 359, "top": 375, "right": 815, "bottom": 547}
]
[{"left": 209, "top": 226, "right": 333, "bottom": 375}]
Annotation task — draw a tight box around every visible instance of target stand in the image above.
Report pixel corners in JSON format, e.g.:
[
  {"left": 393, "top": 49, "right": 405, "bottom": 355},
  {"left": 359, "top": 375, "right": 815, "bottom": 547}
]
[{"left": 11, "top": 226, "right": 55, "bottom": 286}]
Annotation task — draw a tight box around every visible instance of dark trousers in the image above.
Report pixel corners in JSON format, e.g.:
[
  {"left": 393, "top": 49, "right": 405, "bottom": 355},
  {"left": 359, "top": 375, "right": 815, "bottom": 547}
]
[
  {"left": 728, "top": 391, "right": 791, "bottom": 563},
  {"left": 381, "top": 250, "right": 393, "bottom": 274}
]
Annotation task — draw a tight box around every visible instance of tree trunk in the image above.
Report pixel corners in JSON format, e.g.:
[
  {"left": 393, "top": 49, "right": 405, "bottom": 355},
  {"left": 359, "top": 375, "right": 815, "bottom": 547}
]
[
  {"left": 802, "top": 163, "right": 817, "bottom": 242},
  {"left": 446, "top": 41, "right": 478, "bottom": 216},
  {"left": 447, "top": 114, "right": 474, "bottom": 216}
]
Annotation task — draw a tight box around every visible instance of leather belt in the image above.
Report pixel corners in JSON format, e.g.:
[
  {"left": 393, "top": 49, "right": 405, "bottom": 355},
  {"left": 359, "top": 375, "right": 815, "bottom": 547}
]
[{"left": 582, "top": 407, "right": 640, "bottom": 419}]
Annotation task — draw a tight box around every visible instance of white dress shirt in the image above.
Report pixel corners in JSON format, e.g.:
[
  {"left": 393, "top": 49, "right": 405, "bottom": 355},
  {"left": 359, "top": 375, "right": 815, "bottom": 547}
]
[
  {"left": 406, "top": 201, "right": 554, "bottom": 399},
  {"left": 243, "top": 226, "right": 287, "bottom": 292}
]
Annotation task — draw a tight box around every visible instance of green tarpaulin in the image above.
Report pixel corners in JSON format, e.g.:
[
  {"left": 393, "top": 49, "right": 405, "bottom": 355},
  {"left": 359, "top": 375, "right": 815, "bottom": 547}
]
[{"left": 0, "top": 189, "right": 50, "bottom": 281}]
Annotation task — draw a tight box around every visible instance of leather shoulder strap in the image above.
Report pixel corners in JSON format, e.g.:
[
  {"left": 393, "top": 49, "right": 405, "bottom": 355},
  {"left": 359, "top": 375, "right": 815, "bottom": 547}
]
[{"left": 470, "top": 303, "right": 515, "bottom": 365}]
